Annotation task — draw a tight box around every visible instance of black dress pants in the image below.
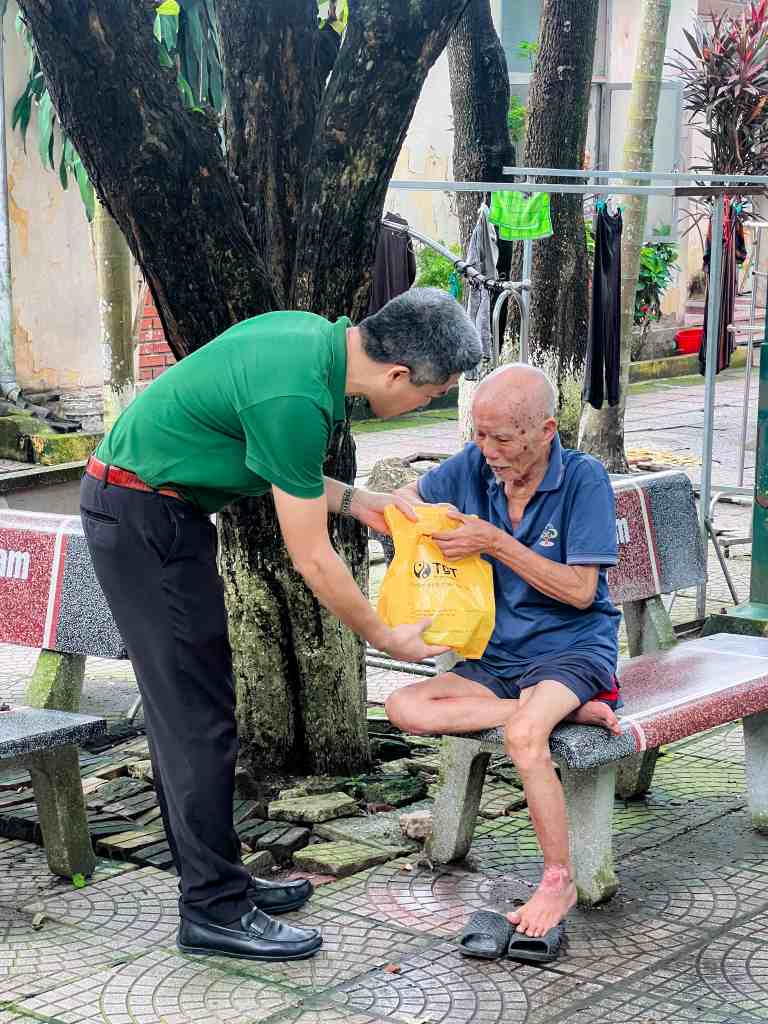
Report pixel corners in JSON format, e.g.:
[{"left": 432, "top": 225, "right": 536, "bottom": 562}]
[{"left": 80, "top": 473, "right": 253, "bottom": 924}]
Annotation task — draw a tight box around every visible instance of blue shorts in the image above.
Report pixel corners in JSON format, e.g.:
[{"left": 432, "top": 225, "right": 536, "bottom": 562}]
[{"left": 452, "top": 653, "right": 621, "bottom": 710}]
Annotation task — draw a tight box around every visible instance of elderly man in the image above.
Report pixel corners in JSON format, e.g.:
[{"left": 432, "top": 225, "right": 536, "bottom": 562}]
[
  {"left": 386, "top": 363, "right": 621, "bottom": 944},
  {"left": 80, "top": 288, "right": 481, "bottom": 963}
]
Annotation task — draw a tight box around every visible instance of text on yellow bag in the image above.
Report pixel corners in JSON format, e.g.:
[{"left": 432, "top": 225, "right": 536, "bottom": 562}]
[{"left": 377, "top": 504, "right": 495, "bottom": 660}]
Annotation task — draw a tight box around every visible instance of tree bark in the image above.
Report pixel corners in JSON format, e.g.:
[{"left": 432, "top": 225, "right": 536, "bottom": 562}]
[
  {"left": 579, "top": 0, "right": 672, "bottom": 470},
  {"left": 447, "top": 0, "right": 513, "bottom": 441},
  {"left": 447, "top": 0, "right": 512, "bottom": 253},
  {"left": 518, "top": 0, "right": 599, "bottom": 388},
  {"left": 93, "top": 200, "right": 134, "bottom": 429}
]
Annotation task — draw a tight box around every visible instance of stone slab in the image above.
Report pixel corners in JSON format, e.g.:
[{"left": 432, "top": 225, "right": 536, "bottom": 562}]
[
  {"left": 292, "top": 842, "right": 392, "bottom": 878},
  {"left": 268, "top": 792, "right": 359, "bottom": 824},
  {"left": 314, "top": 811, "right": 418, "bottom": 855},
  {"left": 0, "top": 708, "right": 106, "bottom": 759}
]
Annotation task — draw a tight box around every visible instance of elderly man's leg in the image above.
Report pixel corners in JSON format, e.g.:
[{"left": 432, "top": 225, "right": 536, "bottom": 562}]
[
  {"left": 385, "top": 673, "right": 518, "bottom": 735},
  {"left": 503, "top": 680, "right": 581, "bottom": 938}
]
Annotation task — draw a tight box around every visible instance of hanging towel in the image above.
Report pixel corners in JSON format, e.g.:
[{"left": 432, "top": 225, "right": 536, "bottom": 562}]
[
  {"left": 489, "top": 191, "right": 553, "bottom": 241},
  {"left": 369, "top": 212, "right": 417, "bottom": 314},
  {"left": 583, "top": 207, "right": 623, "bottom": 409},
  {"left": 466, "top": 205, "right": 498, "bottom": 363}
]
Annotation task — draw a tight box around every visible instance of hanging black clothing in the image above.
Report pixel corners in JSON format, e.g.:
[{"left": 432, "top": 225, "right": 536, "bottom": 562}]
[
  {"left": 368, "top": 212, "right": 417, "bottom": 314},
  {"left": 494, "top": 237, "right": 515, "bottom": 341},
  {"left": 583, "top": 208, "right": 623, "bottom": 409},
  {"left": 699, "top": 200, "right": 745, "bottom": 376}
]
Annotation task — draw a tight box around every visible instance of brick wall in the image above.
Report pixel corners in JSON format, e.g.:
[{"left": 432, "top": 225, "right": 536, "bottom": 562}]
[{"left": 137, "top": 289, "right": 175, "bottom": 387}]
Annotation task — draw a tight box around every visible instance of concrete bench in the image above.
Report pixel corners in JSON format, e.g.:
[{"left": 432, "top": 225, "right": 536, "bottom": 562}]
[
  {"left": 425, "top": 471, "right": 768, "bottom": 905},
  {"left": 0, "top": 508, "right": 120, "bottom": 876},
  {"left": 0, "top": 706, "right": 106, "bottom": 877}
]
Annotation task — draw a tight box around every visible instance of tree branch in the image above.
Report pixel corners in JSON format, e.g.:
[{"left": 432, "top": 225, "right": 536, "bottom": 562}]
[
  {"left": 218, "top": 1, "right": 320, "bottom": 306},
  {"left": 291, "top": 0, "right": 471, "bottom": 319},
  {"left": 17, "top": 0, "right": 277, "bottom": 357}
]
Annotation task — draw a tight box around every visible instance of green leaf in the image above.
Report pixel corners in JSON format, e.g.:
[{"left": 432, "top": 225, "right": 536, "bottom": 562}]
[
  {"left": 157, "top": 43, "right": 174, "bottom": 68},
  {"left": 11, "top": 92, "right": 31, "bottom": 147},
  {"left": 157, "top": 0, "right": 180, "bottom": 13},
  {"left": 36, "top": 90, "right": 56, "bottom": 170},
  {"left": 177, "top": 72, "right": 194, "bottom": 108},
  {"left": 72, "top": 873, "right": 86, "bottom": 889},
  {"left": 153, "top": 12, "right": 163, "bottom": 42},
  {"left": 58, "top": 148, "right": 68, "bottom": 190},
  {"left": 74, "top": 158, "right": 95, "bottom": 221},
  {"left": 208, "top": 55, "right": 222, "bottom": 110},
  {"left": 160, "top": 13, "right": 178, "bottom": 52}
]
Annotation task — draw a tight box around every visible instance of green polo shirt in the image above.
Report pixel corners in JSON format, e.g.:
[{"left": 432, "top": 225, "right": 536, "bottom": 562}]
[{"left": 96, "top": 311, "right": 350, "bottom": 513}]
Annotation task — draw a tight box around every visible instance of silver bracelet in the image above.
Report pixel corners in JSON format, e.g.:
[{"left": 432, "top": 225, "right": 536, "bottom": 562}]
[{"left": 340, "top": 485, "right": 356, "bottom": 517}]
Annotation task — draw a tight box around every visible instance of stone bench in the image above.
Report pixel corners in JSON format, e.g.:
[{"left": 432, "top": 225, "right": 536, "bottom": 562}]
[
  {"left": 424, "top": 471, "right": 768, "bottom": 904},
  {"left": 0, "top": 707, "right": 107, "bottom": 876},
  {"left": 0, "top": 508, "right": 120, "bottom": 876}
]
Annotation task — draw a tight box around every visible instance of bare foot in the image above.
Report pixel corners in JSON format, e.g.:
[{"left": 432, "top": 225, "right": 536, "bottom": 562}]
[
  {"left": 568, "top": 699, "right": 621, "bottom": 736},
  {"left": 506, "top": 866, "right": 576, "bottom": 937}
]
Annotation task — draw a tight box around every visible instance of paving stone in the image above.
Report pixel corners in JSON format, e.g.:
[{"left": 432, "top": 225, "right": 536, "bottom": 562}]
[
  {"left": 268, "top": 792, "right": 359, "bottom": 824},
  {"left": 369, "top": 735, "right": 412, "bottom": 761},
  {"left": 9, "top": 947, "right": 300, "bottom": 1023},
  {"left": 331, "top": 938, "right": 602, "bottom": 1024},
  {"left": 266, "top": 826, "right": 311, "bottom": 863},
  {"left": 314, "top": 811, "right": 419, "bottom": 855},
  {"left": 208, "top": 903, "right": 431, "bottom": 993},
  {"left": 479, "top": 780, "right": 526, "bottom": 818},
  {"left": 0, "top": 907, "right": 151, "bottom": 1006},
  {"left": 278, "top": 776, "right": 352, "bottom": 800},
  {"left": 20, "top": 865, "right": 179, "bottom": 946},
  {"left": 351, "top": 773, "right": 428, "bottom": 807},
  {"left": 242, "top": 849, "right": 275, "bottom": 875},
  {"left": 293, "top": 841, "right": 392, "bottom": 878},
  {"left": 0, "top": 838, "right": 136, "bottom": 908}
]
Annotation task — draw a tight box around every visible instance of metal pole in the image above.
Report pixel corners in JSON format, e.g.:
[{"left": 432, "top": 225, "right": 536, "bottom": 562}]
[
  {"left": 738, "top": 227, "right": 763, "bottom": 487},
  {"left": 0, "top": 26, "right": 17, "bottom": 401},
  {"left": 520, "top": 239, "right": 533, "bottom": 364},
  {"left": 697, "top": 195, "right": 725, "bottom": 619}
]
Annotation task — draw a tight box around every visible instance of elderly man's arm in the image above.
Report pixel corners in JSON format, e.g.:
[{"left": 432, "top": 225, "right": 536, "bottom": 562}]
[{"left": 431, "top": 513, "right": 599, "bottom": 610}]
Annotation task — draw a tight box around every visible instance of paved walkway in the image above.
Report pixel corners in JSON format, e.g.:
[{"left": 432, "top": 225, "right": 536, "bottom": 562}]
[{"left": 0, "top": 369, "right": 765, "bottom": 1023}]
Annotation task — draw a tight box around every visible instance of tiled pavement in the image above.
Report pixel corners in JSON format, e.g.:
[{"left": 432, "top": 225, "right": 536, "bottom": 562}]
[{"left": 1, "top": 370, "right": 768, "bottom": 1022}]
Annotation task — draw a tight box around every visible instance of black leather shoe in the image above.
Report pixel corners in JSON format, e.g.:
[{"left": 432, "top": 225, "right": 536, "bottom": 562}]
[
  {"left": 248, "top": 876, "right": 314, "bottom": 914},
  {"left": 177, "top": 907, "right": 322, "bottom": 961}
]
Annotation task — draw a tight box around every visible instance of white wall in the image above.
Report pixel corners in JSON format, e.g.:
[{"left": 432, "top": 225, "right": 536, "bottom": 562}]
[
  {"left": 3, "top": 3, "right": 104, "bottom": 428},
  {"left": 384, "top": 52, "right": 458, "bottom": 245}
]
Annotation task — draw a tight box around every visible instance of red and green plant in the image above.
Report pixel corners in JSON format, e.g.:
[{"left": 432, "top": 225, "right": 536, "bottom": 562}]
[{"left": 669, "top": 2, "right": 768, "bottom": 175}]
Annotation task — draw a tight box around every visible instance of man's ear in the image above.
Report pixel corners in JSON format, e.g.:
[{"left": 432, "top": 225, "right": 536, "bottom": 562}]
[
  {"left": 543, "top": 417, "right": 558, "bottom": 442},
  {"left": 386, "top": 364, "right": 411, "bottom": 386}
]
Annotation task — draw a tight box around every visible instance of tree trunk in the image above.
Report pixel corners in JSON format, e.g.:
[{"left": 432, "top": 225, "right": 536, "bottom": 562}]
[
  {"left": 19, "top": 0, "right": 471, "bottom": 776},
  {"left": 447, "top": 0, "right": 512, "bottom": 440},
  {"left": 93, "top": 200, "right": 134, "bottom": 429},
  {"left": 518, "top": 0, "right": 599, "bottom": 391},
  {"left": 448, "top": 0, "right": 512, "bottom": 252},
  {"left": 579, "top": 0, "right": 671, "bottom": 470}
]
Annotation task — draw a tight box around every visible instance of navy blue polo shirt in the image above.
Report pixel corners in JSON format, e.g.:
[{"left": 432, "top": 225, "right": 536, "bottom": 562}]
[{"left": 417, "top": 435, "right": 620, "bottom": 677}]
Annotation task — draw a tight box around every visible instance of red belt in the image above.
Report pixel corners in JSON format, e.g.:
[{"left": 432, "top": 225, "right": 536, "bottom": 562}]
[{"left": 86, "top": 456, "right": 187, "bottom": 502}]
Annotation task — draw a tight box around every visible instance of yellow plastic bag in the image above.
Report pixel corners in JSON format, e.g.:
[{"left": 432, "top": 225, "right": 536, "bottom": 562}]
[{"left": 377, "top": 504, "right": 495, "bottom": 660}]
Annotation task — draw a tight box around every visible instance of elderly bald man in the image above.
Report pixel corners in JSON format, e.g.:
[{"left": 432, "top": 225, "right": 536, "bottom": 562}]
[{"left": 386, "top": 363, "right": 622, "bottom": 941}]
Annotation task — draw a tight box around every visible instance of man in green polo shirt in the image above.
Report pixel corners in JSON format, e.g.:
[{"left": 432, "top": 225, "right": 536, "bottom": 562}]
[{"left": 80, "top": 287, "right": 481, "bottom": 964}]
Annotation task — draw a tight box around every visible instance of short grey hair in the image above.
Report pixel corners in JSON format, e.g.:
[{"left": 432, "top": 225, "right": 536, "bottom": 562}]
[{"left": 359, "top": 287, "right": 482, "bottom": 385}]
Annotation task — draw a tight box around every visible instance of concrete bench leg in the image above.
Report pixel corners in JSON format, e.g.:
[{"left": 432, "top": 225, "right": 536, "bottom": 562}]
[
  {"left": 24, "top": 745, "right": 96, "bottom": 878},
  {"left": 427, "top": 737, "right": 490, "bottom": 864},
  {"left": 561, "top": 762, "right": 619, "bottom": 906},
  {"left": 743, "top": 711, "right": 768, "bottom": 833},
  {"left": 615, "top": 749, "right": 660, "bottom": 800},
  {"left": 26, "top": 650, "right": 85, "bottom": 712}
]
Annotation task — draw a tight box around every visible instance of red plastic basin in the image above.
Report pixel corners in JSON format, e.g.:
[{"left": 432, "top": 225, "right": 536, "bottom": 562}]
[{"left": 675, "top": 326, "right": 703, "bottom": 354}]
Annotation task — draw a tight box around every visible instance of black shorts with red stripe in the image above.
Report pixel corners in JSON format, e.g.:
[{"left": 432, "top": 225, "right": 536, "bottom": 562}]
[{"left": 452, "top": 654, "right": 622, "bottom": 710}]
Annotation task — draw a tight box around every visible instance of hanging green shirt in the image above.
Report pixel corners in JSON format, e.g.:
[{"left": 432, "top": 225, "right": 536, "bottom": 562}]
[{"left": 96, "top": 311, "right": 350, "bottom": 513}]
